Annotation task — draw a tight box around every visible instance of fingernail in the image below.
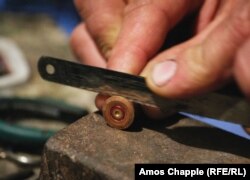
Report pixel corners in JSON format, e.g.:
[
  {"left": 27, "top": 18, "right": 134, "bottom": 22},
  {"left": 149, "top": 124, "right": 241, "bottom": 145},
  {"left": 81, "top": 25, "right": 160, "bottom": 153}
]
[{"left": 151, "top": 60, "right": 177, "bottom": 86}]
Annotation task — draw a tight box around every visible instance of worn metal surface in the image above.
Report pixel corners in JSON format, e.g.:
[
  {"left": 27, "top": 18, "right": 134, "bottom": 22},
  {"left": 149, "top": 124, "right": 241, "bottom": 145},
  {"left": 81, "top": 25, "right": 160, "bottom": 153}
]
[
  {"left": 38, "top": 56, "right": 250, "bottom": 127},
  {"left": 102, "top": 96, "right": 135, "bottom": 129},
  {"left": 40, "top": 112, "right": 250, "bottom": 180}
]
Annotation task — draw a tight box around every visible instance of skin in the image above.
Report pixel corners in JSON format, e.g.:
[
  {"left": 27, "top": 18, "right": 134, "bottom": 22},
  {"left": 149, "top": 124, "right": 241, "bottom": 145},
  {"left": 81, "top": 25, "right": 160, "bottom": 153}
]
[{"left": 71, "top": 0, "right": 250, "bottom": 117}]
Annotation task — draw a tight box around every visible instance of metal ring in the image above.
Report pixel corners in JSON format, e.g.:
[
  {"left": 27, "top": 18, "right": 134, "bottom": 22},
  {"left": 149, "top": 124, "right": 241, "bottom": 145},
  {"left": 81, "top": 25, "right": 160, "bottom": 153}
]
[{"left": 102, "top": 96, "right": 134, "bottom": 129}]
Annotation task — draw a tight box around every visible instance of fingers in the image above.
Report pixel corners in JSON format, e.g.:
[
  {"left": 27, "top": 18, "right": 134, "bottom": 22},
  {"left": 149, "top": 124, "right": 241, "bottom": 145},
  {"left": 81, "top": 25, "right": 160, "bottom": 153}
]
[
  {"left": 74, "top": 0, "right": 124, "bottom": 58},
  {"left": 107, "top": 0, "right": 203, "bottom": 74},
  {"left": 95, "top": 94, "right": 110, "bottom": 110},
  {"left": 234, "top": 38, "right": 250, "bottom": 98},
  {"left": 70, "top": 23, "right": 106, "bottom": 68},
  {"left": 195, "top": 0, "right": 220, "bottom": 32},
  {"left": 142, "top": 0, "right": 250, "bottom": 98},
  {"left": 94, "top": 0, "right": 202, "bottom": 110}
]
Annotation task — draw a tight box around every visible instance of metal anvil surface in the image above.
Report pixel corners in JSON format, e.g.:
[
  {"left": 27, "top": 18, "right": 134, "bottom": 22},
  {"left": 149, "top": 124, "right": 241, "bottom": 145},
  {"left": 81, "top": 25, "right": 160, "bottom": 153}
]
[{"left": 40, "top": 113, "right": 250, "bottom": 180}]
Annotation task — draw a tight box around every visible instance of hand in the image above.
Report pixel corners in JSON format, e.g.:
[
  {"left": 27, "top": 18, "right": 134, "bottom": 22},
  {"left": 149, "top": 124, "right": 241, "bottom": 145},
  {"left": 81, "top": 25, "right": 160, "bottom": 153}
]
[
  {"left": 141, "top": 0, "right": 250, "bottom": 99},
  {"left": 71, "top": 0, "right": 250, "bottom": 116}
]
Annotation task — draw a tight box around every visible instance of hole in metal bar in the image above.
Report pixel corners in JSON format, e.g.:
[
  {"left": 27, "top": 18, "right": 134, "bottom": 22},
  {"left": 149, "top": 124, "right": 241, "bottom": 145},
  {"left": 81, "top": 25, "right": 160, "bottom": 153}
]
[{"left": 46, "top": 64, "right": 55, "bottom": 75}]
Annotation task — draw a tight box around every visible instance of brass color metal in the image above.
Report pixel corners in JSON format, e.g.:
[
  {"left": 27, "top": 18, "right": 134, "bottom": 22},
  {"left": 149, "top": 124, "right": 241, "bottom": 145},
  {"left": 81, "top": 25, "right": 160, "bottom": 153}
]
[{"left": 102, "top": 96, "right": 134, "bottom": 129}]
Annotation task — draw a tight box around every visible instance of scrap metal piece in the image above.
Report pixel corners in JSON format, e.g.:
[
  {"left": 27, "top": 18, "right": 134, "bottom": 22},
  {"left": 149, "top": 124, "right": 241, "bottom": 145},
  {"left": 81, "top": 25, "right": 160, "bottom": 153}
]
[
  {"left": 38, "top": 56, "right": 250, "bottom": 126},
  {"left": 0, "top": 148, "right": 41, "bottom": 167},
  {"left": 102, "top": 96, "right": 134, "bottom": 129}
]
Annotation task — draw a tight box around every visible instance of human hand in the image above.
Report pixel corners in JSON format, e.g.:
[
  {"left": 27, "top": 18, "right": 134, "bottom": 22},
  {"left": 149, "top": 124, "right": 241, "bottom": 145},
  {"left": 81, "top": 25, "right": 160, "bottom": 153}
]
[
  {"left": 71, "top": 0, "right": 250, "bottom": 116},
  {"left": 141, "top": 0, "right": 250, "bottom": 99},
  {"left": 70, "top": 0, "right": 202, "bottom": 111}
]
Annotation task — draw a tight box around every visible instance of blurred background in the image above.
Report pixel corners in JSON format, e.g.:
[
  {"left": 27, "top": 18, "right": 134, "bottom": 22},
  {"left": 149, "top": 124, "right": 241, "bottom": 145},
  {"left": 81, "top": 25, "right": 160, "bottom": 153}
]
[
  {"left": 1, "top": 1, "right": 249, "bottom": 179},
  {"left": 0, "top": 1, "right": 96, "bottom": 179}
]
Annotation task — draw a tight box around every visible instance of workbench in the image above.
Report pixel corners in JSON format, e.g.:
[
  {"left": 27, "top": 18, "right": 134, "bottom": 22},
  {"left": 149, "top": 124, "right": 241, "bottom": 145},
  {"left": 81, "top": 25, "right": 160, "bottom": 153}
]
[{"left": 40, "top": 113, "right": 250, "bottom": 179}]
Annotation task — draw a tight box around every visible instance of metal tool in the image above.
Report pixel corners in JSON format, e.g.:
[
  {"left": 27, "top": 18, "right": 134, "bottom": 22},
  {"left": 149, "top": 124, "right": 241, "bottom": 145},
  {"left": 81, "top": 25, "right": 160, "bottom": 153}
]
[
  {"left": 0, "top": 148, "right": 40, "bottom": 167},
  {"left": 0, "top": 96, "right": 88, "bottom": 146},
  {"left": 0, "top": 147, "right": 40, "bottom": 179},
  {"left": 0, "top": 96, "right": 87, "bottom": 179},
  {"left": 38, "top": 56, "right": 250, "bottom": 127}
]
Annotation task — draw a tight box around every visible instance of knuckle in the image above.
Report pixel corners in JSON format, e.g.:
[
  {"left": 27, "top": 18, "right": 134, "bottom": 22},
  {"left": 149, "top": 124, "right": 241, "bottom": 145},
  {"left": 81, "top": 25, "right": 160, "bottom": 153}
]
[
  {"left": 185, "top": 46, "right": 219, "bottom": 87},
  {"left": 93, "top": 23, "right": 120, "bottom": 57},
  {"left": 229, "top": 4, "right": 250, "bottom": 42},
  {"left": 124, "top": 0, "right": 171, "bottom": 26},
  {"left": 96, "top": 38, "right": 113, "bottom": 59}
]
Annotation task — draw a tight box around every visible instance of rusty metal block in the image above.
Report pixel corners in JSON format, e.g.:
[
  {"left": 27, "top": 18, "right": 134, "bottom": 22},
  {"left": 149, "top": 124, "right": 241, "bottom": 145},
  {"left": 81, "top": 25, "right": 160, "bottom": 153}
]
[{"left": 40, "top": 113, "right": 250, "bottom": 179}]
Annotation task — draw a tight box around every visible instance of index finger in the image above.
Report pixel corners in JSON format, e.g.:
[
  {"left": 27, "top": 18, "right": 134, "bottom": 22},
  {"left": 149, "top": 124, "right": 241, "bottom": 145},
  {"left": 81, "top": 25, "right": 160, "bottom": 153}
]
[
  {"left": 74, "top": 0, "right": 125, "bottom": 58},
  {"left": 108, "top": 0, "right": 202, "bottom": 74}
]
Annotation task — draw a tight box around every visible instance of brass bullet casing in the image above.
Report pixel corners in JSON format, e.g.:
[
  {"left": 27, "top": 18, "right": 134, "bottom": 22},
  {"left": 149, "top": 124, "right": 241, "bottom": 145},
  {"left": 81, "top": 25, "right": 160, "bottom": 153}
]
[{"left": 102, "top": 96, "right": 134, "bottom": 129}]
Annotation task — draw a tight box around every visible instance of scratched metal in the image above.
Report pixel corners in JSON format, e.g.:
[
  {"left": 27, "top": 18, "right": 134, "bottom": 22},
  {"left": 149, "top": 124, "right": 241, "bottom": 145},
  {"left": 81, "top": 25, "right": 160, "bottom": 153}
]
[{"left": 38, "top": 56, "right": 250, "bottom": 126}]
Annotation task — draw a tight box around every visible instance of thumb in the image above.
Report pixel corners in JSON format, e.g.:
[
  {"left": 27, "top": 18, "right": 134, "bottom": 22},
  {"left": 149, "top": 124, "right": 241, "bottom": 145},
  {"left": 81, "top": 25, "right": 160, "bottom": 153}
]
[{"left": 142, "top": 4, "right": 250, "bottom": 98}]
